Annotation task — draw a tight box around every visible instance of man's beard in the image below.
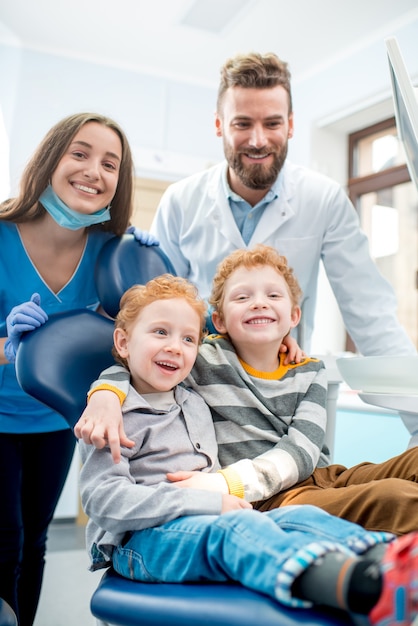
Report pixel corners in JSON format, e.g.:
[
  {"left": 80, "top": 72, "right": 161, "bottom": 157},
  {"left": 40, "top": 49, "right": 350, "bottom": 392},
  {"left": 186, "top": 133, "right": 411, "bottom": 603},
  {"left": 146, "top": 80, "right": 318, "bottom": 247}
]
[{"left": 225, "top": 142, "right": 288, "bottom": 190}]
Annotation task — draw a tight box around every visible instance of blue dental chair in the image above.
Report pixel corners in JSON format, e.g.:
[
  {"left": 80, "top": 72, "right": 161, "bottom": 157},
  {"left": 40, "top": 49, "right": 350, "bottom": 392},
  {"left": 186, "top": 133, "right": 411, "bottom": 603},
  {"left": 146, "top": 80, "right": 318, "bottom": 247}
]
[
  {"left": 0, "top": 599, "right": 17, "bottom": 626},
  {"left": 15, "top": 235, "right": 353, "bottom": 626}
]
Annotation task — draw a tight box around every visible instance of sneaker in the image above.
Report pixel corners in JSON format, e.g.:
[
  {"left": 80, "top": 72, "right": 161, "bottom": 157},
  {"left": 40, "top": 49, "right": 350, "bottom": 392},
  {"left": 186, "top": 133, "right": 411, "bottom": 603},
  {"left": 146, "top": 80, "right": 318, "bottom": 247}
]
[{"left": 369, "top": 532, "right": 418, "bottom": 626}]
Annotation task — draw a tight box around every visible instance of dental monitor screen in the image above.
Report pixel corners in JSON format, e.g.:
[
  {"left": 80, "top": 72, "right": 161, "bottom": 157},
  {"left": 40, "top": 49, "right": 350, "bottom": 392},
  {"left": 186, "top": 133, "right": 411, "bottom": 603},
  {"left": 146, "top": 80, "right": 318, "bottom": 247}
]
[{"left": 386, "top": 37, "right": 418, "bottom": 192}]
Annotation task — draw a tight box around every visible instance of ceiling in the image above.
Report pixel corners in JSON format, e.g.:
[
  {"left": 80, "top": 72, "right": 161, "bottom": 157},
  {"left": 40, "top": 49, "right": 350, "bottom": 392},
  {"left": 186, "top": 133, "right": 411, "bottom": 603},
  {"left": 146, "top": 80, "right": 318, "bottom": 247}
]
[{"left": 0, "top": 0, "right": 417, "bottom": 87}]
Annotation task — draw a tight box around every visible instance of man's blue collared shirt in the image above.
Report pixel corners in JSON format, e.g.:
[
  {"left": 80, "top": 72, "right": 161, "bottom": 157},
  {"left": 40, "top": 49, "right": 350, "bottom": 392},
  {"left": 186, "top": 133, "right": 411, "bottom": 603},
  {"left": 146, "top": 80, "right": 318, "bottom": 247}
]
[{"left": 222, "top": 169, "right": 283, "bottom": 245}]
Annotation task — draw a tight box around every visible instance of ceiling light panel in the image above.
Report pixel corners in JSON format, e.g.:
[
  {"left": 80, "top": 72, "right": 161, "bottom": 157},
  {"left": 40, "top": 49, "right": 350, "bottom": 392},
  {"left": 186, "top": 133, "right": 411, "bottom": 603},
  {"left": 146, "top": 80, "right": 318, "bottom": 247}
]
[{"left": 180, "top": 0, "right": 254, "bottom": 34}]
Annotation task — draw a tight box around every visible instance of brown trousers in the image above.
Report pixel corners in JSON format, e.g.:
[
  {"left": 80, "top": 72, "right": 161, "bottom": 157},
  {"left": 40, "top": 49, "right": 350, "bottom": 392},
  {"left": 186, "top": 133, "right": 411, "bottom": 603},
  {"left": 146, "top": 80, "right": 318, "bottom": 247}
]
[{"left": 253, "top": 446, "right": 418, "bottom": 535}]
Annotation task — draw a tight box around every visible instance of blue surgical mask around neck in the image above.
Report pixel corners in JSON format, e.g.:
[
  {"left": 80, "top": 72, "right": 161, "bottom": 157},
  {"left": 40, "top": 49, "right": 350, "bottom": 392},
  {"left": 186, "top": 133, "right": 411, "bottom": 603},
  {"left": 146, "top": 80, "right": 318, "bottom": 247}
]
[{"left": 39, "top": 184, "right": 111, "bottom": 231}]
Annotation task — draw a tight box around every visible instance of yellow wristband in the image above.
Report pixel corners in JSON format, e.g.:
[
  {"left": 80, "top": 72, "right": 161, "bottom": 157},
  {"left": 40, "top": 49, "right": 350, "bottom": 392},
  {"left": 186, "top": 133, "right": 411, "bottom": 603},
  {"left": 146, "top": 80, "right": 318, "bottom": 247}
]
[
  {"left": 87, "top": 384, "right": 126, "bottom": 406},
  {"left": 217, "top": 468, "right": 245, "bottom": 499}
]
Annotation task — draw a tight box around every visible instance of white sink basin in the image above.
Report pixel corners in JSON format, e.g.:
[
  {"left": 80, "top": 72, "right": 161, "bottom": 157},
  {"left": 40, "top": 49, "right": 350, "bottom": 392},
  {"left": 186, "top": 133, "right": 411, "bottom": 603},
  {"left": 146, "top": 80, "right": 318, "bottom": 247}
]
[
  {"left": 337, "top": 355, "right": 418, "bottom": 414},
  {"left": 359, "top": 392, "right": 418, "bottom": 414}
]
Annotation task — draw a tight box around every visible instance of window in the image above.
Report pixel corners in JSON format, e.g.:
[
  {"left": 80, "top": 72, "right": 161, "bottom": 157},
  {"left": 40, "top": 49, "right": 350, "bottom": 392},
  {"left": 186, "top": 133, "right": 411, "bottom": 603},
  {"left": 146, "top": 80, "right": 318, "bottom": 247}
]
[{"left": 347, "top": 117, "right": 418, "bottom": 350}]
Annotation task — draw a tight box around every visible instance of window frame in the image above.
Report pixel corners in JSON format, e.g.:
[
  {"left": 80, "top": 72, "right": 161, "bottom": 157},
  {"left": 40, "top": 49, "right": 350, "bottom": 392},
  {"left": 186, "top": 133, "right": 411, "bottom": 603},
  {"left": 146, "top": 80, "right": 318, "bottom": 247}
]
[
  {"left": 345, "top": 117, "right": 412, "bottom": 351},
  {"left": 348, "top": 117, "right": 411, "bottom": 208}
]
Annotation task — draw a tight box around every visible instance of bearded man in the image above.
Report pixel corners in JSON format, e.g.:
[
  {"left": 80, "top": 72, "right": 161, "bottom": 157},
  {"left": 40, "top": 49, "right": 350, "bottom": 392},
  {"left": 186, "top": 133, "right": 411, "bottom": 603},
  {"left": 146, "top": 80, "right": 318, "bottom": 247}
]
[{"left": 149, "top": 52, "right": 416, "bottom": 417}]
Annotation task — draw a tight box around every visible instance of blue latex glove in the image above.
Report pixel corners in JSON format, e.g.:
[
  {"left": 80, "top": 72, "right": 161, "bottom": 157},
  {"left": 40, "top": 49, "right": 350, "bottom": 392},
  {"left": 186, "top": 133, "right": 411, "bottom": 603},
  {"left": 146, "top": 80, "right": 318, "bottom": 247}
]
[
  {"left": 4, "top": 293, "right": 48, "bottom": 363},
  {"left": 126, "top": 225, "right": 159, "bottom": 246}
]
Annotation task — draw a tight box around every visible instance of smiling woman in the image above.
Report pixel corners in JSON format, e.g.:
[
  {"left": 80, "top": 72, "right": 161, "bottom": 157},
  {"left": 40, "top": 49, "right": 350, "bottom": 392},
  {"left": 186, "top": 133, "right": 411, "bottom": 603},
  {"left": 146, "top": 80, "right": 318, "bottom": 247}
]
[
  {"left": 49, "top": 122, "right": 122, "bottom": 219},
  {"left": 0, "top": 112, "right": 136, "bottom": 626}
]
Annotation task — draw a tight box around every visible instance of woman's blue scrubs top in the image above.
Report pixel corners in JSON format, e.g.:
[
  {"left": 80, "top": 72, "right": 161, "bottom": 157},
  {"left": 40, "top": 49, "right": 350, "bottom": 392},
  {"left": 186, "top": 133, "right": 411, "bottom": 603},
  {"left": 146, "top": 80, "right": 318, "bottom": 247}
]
[{"left": 0, "top": 221, "right": 113, "bottom": 433}]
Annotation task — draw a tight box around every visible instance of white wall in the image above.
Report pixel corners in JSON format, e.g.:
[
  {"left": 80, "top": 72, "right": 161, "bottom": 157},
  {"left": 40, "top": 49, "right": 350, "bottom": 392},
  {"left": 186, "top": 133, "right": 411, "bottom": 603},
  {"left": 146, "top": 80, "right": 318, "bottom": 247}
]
[{"left": 0, "top": 44, "right": 223, "bottom": 196}]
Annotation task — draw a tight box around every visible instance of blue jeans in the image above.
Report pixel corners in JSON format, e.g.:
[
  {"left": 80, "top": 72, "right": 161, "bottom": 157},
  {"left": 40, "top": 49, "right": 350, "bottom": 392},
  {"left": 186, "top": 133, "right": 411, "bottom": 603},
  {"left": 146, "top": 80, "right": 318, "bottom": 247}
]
[{"left": 113, "top": 504, "right": 392, "bottom": 609}]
